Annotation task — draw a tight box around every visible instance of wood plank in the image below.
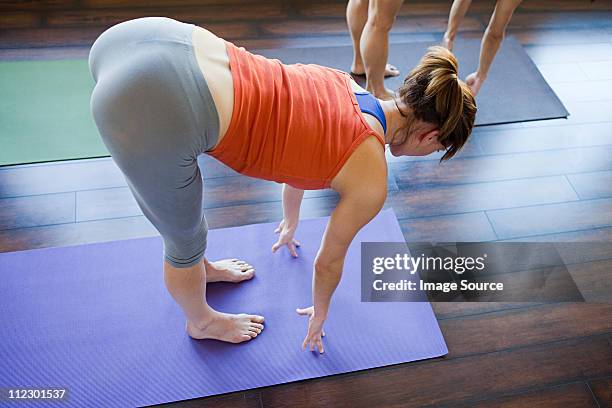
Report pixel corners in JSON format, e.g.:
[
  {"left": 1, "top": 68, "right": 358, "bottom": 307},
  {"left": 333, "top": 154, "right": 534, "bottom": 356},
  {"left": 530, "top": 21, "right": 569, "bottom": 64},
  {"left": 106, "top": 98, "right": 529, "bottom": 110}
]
[
  {"left": 241, "top": 32, "right": 438, "bottom": 51},
  {"left": 0, "top": 11, "right": 41, "bottom": 29},
  {"left": 457, "top": 382, "right": 598, "bottom": 408},
  {"left": 294, "top": 1, "right": 495, "bottom": 18},
  {"left": 398, "top": 211, "right": 498, "bottom": 242},
  {"left": 515, "top": 99, "right": 612, "bottom": 127},
  {"left": 260, "top": 335, "right": 612, "bottom": 407},
  {"left": 499, "top": 225, "right": 612, "bottom": 242},
  {"left": 0, "top": 194, "right": 338, "bottom": 253},
  {"left": 568, "top": 258, "right": 612, "bottom": 302},
  {"left": 0, "top": 192, "right": 75, "bottom": 230},
  {"left": 432, "top": 302, "right": 543, "bottom": 320},
  {"left": 579, "top": 61, "right": 612, "bottom": 80},
  {"left": 390, "top": 145, "right": 612, "bottom": 186},
  {"left": 440, "top": 303, "right": 612, "bottom": 358},
  {"left": 0, "top": 215, "right": 157, "bottom": 253},
  {"left": 260, "top": 16, "right": 484, "bottom": 37},
  {"left": 507, "top": 11, "right": 612, "bottom": 30},
  {"left": 0, "top": 22, "right": 254, "bottom": 48},
  {"left": 0, "top": 156, "right": 263, "bottom": 199},
  {"left": 476, "top": 122, "right": 612, "bottom": 156},
  {"left": 520, "top": 0, "right": 612, "bottom": 11},
  {"left": 73, "top": 159, "right": 398, "bottom": 223},
  {"left": 205, "top": 195, "right": 338, "bottom": 230},
  {"left": 45, "top": 5, "right": 288, "bottom": 27},
  {"left": 161, "top": 390, "right": 261, "bottom": 408},
  {"left": 76, "top": 187, "right": 141, "bottom": 222},
  {"left": 0, "top": 159, "right": 125, "bottom": 199},
  {"left": 589, "top": 377, "right": 612, "bottom": 408},
  {"left": 567, "top": 170, "right": 612, "bottom": 200},
  {"left": 486, "top": 197, "right": 612, "bottom": 240},
  {"left": 80, "top": 0, "right": 261, "bottom": 8},
  {"left": 75, "top": 177, "right": 338, "bottom": 222},
  {"left": 535, "top": 61, "right": 587, "bottom": 83},
  {"left": 388, "top": 176, "right": 578, "bottom": 218},
  {"left": 0, "top": 0, "right": 76, "bottom": 10},
  {"left": 552, "top": 80, "right": 612, "bottom": 103},
  {"left": 0, "top": 26, "right": 102, "bottom": 48},
  {"left": 525, "top": 43, "right": 612, "bottom": 64},
  {"left": 0, "top": 46, "right": 90, "bottom": 60},
  {"left": 511, "top": 27, "right": 612, "bottom": 46}
]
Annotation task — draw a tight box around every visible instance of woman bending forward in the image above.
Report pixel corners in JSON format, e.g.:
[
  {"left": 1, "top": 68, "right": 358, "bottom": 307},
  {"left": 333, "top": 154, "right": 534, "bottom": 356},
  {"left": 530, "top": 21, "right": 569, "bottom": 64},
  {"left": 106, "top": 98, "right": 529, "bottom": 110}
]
[{"left": 88, "top": 17, "right": 476, "bottom": 353}]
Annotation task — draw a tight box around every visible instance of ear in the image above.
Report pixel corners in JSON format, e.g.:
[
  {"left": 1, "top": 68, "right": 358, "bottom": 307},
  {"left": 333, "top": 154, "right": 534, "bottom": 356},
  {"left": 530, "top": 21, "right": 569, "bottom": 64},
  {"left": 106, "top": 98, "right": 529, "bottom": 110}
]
[{"left": 420, "top": 128, "right": 440, "bottom": 143}]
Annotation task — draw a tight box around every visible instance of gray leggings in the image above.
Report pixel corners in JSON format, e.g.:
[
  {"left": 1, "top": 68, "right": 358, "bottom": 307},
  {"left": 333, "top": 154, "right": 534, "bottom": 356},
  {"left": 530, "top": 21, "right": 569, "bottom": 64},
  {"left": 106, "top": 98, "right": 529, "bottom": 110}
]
[{"left": 88, "top": 17, "right": 220, "bottom": 268}]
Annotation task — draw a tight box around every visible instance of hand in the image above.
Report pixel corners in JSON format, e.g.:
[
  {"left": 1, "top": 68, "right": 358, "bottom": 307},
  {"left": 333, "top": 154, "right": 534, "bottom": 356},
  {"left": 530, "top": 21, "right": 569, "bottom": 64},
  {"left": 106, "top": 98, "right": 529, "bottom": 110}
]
[
  {"left": 271, "top": 219, "right": 301, "bottom": 257},
  {"left": 296, "top": 306, "right": 326, "bottom": 353},
  {"left": 465, "top": 71, "right": 485, "bottom": 96}
]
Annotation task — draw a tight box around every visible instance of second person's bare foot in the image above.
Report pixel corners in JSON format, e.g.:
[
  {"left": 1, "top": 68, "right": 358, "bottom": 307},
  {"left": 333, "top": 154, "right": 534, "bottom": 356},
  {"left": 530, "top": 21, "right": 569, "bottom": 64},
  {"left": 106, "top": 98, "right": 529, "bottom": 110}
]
[
  {"left": 205, "top": 258, "right": 255, "bottom": 283},
  {"left": 351, "top": 63, "right": 401, "bottom": 78},
  {"left": 369, "top": 87, "right": 396, "bottom": 101}
]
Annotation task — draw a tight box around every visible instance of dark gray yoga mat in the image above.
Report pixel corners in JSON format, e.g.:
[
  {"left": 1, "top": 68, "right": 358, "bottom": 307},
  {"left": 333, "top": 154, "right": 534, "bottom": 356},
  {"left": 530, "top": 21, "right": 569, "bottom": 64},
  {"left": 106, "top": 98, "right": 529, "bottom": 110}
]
[{"left": 256, "top": 36, "right": 569, "bottom": 126}]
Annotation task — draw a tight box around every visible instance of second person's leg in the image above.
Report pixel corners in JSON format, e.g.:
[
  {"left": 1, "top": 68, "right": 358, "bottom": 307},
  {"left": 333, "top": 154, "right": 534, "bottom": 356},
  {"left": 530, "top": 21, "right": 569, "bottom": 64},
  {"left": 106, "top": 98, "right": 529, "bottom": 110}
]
[
  {"left": 360, "top": 0, "right": 404, "bottom": 100},
  {"left": 466, "top": 0, "right": 522, "bottom": 95},
  {"left": 442, "top": 0, "right": 473, "bottom": 51}
]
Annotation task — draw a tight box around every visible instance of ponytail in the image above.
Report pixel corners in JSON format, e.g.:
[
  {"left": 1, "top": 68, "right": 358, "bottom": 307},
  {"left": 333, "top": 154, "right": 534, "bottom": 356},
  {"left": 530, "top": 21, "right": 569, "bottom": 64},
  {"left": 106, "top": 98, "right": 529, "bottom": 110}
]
[{"left": 397, "top": 46, "right": 477, "bottom": 161}]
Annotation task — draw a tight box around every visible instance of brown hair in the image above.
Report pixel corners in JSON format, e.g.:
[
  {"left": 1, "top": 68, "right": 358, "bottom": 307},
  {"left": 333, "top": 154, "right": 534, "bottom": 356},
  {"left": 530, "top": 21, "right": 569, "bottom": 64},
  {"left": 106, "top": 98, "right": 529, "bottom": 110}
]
[{"left": 395, "top": 46, "right": 477, "bottom": 162}]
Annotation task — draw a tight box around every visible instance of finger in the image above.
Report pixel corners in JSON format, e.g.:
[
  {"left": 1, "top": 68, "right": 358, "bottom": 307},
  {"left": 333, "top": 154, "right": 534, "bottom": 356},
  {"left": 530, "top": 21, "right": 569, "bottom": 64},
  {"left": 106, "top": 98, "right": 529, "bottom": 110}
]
[
  {"left": 322, "top": 330, "right": 326, "bottom": 337},
  {"left": 310, "top": 340, "right": 315, "bottom": 352},
  {"left": 274, "top": 227, "right": 280, "bottom": 234},
  {"left": 271, "top": 242, "right": 279, "bottom": 253},
  {"left": 293, "top": 239, "right": 301, "bottom": 247},
  {"left": 317, "top": 338, "right": 324, "bottom": 354},
  {"left": 302, "top": 337, "right": 308, "bottom": 350},
  {"left": 296, "top": 306, "right": 313, "bottom": 315},
  {"left": 289, "top": 243, "right": 298, "bottom": 258}
]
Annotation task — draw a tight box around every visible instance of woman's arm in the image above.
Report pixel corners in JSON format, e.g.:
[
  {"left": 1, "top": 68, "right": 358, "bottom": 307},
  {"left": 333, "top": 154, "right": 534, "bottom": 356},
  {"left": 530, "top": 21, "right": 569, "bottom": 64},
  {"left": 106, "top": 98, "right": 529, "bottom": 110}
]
[
  {"left": 282, "top": 183, "right": 304, "bottom": 227},
  {"left": 301, "top": 183, "right": 387, "bottom": 352},
  {"left": 272, "top": 183, "right": 304, "bottom": 257}
]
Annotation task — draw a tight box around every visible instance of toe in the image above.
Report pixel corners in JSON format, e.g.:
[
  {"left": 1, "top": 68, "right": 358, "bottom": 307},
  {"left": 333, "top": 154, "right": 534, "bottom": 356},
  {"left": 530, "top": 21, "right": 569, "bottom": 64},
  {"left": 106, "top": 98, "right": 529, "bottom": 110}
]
[
  {"left": 251, "top": 323, "right": 264, "bottom": 330},
  {"left": 251, "top": 315, "right": 265, "bottom": 323}
]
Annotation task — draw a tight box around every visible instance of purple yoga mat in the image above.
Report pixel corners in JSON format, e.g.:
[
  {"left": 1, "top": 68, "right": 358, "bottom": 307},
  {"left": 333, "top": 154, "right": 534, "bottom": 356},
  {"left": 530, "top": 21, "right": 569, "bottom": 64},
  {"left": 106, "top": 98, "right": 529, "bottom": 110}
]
[{"left": 0, "top": 209, "right": 447, "bottom": 406}]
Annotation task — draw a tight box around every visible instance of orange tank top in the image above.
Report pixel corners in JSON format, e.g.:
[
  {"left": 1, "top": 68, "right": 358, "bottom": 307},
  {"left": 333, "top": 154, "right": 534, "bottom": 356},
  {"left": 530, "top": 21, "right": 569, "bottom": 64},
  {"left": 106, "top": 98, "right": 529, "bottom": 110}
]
[{"left": 206, "top": 40, "right": 386, "bottom": 190}]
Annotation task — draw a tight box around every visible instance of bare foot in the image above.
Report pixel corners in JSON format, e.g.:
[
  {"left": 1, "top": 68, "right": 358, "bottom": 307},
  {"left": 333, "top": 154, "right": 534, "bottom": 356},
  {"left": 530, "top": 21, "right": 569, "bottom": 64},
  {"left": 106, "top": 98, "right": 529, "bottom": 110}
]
[
  {"left": 205, "top": 258, "right": 255, "bottom": 283},
  {"left": 369, "top": 87, "right": 396, "bottom": 101},
  {"left": 351, "top": 63, "right": 400, "bottom": 78},
  {"left": 465, "top": 71, "right": 485, "bottom": 96},
  {"left": 187, "top": 311, "right": 264, "bottom": 343}
]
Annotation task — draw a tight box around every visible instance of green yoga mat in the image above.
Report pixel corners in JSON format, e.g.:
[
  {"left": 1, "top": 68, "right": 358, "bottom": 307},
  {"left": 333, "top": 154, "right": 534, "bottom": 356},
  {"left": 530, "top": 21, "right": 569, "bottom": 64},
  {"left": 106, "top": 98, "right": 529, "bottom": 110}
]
[{"left": 0, "top": 59, "right": 107, "bottom": 166}]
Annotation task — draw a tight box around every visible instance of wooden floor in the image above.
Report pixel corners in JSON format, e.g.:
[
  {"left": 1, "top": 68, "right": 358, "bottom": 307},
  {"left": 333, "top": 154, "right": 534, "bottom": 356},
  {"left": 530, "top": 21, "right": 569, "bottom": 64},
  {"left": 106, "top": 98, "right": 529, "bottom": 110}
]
[{"left": 1, "top": 0, "right": 612, "bottom": 407}]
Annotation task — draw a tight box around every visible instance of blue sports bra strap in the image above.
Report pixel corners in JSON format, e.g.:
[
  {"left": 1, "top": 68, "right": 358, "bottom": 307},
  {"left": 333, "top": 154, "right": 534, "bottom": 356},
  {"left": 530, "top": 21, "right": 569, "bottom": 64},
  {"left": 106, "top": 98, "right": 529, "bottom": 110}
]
[{"left": 354, "top": 91, "right": 387, "bottom": 134}]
